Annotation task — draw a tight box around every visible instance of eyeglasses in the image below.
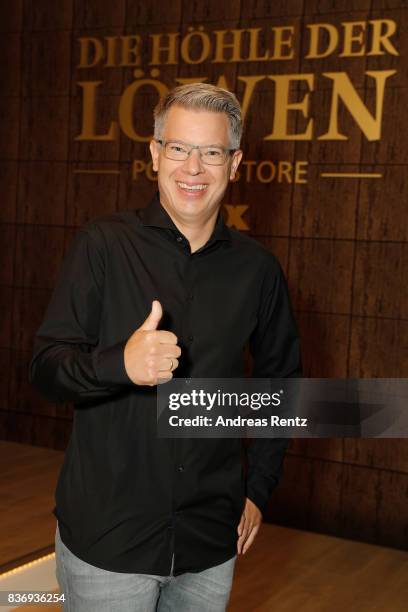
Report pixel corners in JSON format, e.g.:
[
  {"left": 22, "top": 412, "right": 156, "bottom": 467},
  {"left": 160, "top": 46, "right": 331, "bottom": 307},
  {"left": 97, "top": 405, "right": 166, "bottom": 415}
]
[{"left": 155, "top": 139, "right": 235, "bottom": 166}]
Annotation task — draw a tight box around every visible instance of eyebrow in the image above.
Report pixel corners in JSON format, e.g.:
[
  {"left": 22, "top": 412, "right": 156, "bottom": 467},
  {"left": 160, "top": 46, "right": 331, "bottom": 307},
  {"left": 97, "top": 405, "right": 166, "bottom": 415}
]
[{"left": 166, "top": 139, "right": 227, "bottom": 148}]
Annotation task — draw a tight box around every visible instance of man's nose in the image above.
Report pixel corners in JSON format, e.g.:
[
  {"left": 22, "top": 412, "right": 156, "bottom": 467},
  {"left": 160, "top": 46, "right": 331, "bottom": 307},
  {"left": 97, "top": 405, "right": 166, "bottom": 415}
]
[{"left": 183, "top": 148, "right": 204, "bottom": 174}]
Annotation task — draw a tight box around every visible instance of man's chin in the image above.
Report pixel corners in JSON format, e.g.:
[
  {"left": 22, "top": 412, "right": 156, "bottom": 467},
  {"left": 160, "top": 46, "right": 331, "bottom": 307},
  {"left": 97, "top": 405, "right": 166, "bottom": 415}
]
[{"left": 170, "top": 195, "right": 212, "bottom": 217}]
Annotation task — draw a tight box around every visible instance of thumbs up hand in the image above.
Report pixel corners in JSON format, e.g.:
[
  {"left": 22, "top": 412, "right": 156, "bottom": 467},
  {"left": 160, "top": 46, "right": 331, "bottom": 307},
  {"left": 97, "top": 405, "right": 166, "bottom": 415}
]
[{"left": 124, "top": 301, "right": 181, "bottom": 386}]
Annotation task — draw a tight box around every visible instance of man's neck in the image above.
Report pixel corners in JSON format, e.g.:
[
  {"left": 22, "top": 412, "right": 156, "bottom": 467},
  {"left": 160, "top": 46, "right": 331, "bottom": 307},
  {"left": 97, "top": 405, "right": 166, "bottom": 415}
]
[
  {"left": 162, "top": 205, "right": 219, "bottom": 253},
  {"left": 180, "top": 218, "right": 217, "bottom": 252}
]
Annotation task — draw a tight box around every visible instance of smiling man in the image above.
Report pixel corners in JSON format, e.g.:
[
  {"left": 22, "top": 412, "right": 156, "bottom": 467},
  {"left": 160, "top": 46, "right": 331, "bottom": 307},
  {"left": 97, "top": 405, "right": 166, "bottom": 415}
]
[{"left": 29, "top": 83, "right": 301, "bottom": 612}]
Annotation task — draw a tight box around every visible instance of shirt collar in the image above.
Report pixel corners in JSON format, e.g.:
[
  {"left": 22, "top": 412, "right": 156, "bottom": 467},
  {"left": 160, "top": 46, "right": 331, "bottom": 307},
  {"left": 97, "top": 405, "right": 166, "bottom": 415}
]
[{"left": 140, "top": 192, "right": 231, "bottom": 243}]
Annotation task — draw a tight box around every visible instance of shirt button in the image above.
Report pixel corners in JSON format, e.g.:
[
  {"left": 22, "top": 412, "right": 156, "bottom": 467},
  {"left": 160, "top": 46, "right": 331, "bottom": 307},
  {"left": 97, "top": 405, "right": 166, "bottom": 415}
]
[
  {"left": 176, "top": 236, "right": 183, "bottom": 243},
  {"left": 188, "top": 335, "right": 194, "bottom": 342},
  {"left": 177, "top": 465, "right": 185, "bottom": 472}
]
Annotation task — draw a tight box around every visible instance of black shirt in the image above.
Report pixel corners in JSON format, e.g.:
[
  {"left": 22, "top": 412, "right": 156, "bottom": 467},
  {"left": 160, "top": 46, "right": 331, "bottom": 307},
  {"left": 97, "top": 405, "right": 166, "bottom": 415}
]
[{"left": 29, "top": 193, "right": 301, "bottom": 576}]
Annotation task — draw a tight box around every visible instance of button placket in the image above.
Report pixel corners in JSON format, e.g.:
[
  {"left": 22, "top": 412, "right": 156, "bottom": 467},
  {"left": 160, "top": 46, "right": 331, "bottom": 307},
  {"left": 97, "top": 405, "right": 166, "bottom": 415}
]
[{"left": 184, "top": 255, "right": 196, "bottom": 348}]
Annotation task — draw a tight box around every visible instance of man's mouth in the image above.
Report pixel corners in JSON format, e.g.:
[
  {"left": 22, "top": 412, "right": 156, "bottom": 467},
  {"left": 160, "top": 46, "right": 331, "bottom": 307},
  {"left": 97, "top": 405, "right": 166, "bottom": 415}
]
[{"left": 176, "top": 182, "right": 209, "bottom": 193}]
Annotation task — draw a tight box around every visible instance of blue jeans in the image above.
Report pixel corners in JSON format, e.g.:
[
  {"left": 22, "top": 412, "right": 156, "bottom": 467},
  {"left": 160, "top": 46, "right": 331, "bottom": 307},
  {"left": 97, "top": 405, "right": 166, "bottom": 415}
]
[{"left": 55, "top": 525, "right": 236, "bottom": 611}]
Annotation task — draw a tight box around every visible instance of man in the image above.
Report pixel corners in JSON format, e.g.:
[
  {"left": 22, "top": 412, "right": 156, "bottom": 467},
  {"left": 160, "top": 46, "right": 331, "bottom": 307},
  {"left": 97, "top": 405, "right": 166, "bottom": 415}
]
[{"left": 29, "top": 83, "right": 301, "bottom": 611}]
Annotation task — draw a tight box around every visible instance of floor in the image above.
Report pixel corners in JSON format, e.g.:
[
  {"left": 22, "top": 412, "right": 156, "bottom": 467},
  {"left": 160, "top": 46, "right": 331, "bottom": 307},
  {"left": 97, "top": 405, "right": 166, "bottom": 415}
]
[{"left": 1, "top": 440, "right": 408, "bottom": 611}]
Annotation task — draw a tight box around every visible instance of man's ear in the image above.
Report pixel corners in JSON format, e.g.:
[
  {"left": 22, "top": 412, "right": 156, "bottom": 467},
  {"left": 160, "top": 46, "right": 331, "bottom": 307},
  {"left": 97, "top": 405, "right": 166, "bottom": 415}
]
[
  {"left": 230, "top": 150, "right": 243, "bottom": 180},
  {"left": 149, "top": 140, "right": 160, "bottom": 172}
]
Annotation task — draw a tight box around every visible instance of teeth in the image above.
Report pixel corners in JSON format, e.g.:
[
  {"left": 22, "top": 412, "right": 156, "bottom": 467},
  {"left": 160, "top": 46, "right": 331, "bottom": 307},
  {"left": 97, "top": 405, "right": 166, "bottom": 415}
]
[{"left": 177, "top": 182, "right": 208, "bottom": 191}]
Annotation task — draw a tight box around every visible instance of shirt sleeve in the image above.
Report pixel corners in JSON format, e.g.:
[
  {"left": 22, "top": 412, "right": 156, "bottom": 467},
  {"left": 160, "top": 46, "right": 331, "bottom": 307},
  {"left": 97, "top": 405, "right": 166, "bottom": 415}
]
[
  {"left": 245, "top": 256, "right": 302, "bottom": 517},
  {"left": 29, "top": 225, "right": 134, "bottom": 406}
]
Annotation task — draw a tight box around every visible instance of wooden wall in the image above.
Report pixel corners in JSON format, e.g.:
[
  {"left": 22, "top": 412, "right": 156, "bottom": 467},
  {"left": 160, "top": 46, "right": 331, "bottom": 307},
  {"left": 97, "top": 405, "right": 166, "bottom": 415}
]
[{"left": 0, "top": 1, "right": 407, "bottom": 550}]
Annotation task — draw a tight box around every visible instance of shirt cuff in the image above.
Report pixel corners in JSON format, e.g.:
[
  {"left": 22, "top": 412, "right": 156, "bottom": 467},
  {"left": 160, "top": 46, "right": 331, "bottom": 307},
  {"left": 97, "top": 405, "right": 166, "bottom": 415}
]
[
  {"left": 94, "top": 340, "right": 134, "bottom": 387},
  {"left": 246, "top": 473, "right": 278, "bottom": 519}
]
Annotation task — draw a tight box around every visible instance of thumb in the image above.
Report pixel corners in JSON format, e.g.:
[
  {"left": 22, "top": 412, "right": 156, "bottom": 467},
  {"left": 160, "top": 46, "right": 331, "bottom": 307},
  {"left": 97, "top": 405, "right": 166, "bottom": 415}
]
[
  {"left": 139, "top": 300, "right": 163, "bottom": 331},
  {"left": 237, "top": 513, "right": 245, "bottom": 536}
]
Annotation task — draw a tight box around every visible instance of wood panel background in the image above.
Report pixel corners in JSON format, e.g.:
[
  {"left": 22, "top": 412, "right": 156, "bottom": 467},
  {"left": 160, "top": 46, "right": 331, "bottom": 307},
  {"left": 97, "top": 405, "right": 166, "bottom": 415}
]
[{"left": 0, "top": 1, "right": 407, "bottom": 550}]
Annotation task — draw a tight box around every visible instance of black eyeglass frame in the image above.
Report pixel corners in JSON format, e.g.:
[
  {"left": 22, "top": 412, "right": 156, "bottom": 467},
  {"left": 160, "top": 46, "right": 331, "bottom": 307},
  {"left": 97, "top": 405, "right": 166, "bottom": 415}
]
[{"left": 154, "top": 138, "right": 237, "bottom": 165}]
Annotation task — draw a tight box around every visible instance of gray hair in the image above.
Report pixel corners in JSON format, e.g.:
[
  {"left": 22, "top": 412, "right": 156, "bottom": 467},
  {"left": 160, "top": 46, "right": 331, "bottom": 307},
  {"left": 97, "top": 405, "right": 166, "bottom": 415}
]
[{"left": 153, "top": 82, "right": 242, "bottom": 149}]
